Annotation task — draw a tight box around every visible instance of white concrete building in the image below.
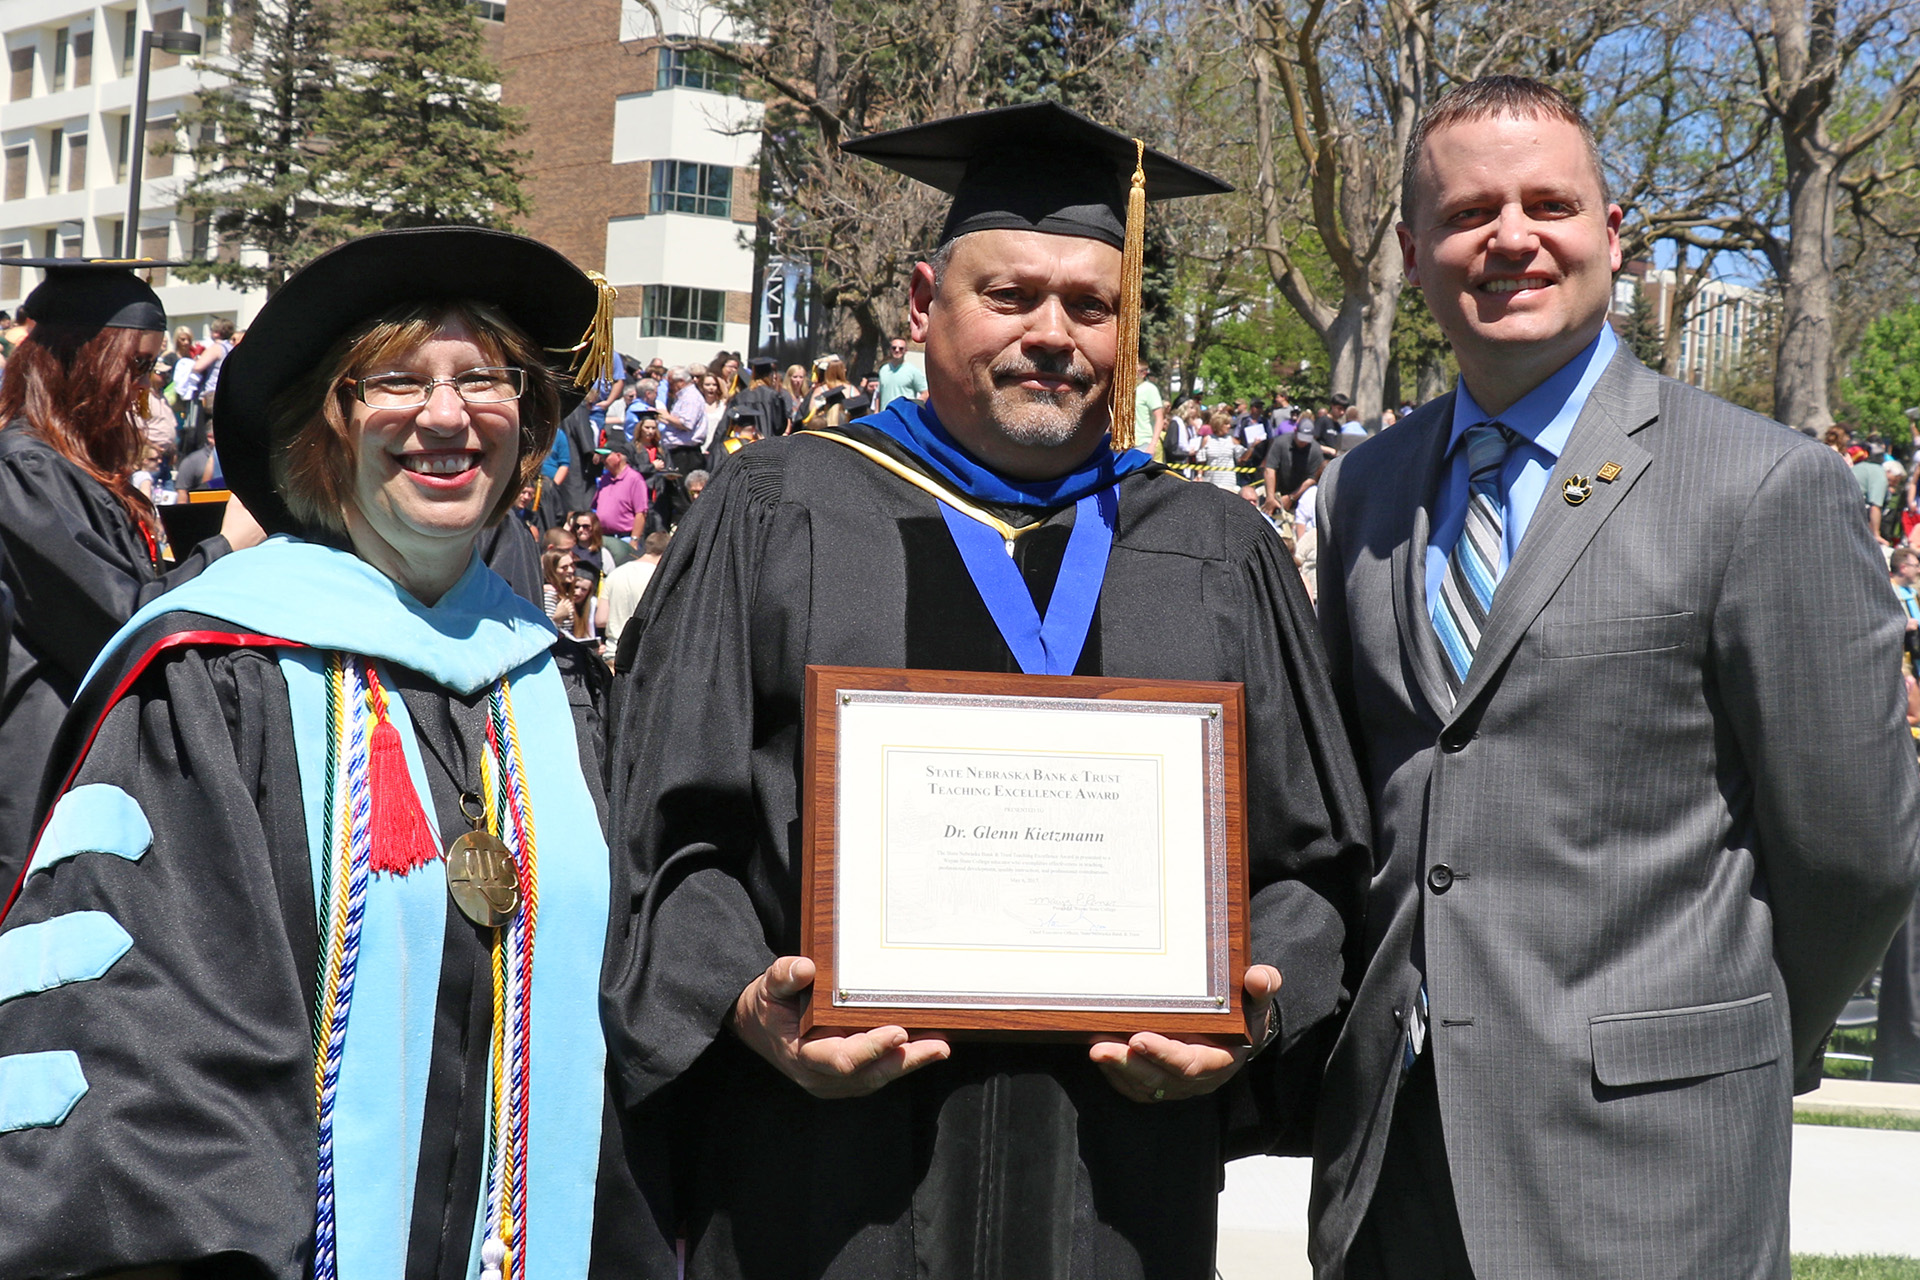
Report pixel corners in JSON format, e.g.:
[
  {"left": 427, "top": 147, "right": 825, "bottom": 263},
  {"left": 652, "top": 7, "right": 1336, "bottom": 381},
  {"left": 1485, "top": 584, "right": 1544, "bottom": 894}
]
[
  {"left": 1636, "top": 267, "right": 1770, "bottom": 391},
  {"left": 604, "top": 77, "right": 759, "bottom": 364},
  {"left": 0, "top": 0, "right": 257, "bottom": 336}
]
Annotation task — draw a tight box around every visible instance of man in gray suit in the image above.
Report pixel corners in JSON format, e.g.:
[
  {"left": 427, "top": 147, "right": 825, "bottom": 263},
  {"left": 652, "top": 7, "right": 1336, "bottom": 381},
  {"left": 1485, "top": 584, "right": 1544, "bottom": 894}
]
[{"left": 1312, "top": 75, "right": 1920, "bottom": 1279}]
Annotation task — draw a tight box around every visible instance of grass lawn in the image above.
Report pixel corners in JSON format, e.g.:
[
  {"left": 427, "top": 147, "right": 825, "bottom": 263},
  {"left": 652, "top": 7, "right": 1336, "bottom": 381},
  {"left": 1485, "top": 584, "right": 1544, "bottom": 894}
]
[
  {"left": 1824, "top": 1026, "right": 1877, "bottom": 1081},
  {"left": 1796, "top": 1108, "right": 1920, "bottom": 1132},
  {"left": 1794, "top": 1258, "right": 1920, "bottom": 1279}
]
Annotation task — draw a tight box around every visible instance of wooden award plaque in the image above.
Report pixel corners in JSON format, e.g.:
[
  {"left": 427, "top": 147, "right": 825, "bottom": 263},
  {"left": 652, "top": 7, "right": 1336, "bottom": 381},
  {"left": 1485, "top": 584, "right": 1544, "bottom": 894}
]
[{"left": 800, "top": 665, "right": 1249, "bottom": 1041}]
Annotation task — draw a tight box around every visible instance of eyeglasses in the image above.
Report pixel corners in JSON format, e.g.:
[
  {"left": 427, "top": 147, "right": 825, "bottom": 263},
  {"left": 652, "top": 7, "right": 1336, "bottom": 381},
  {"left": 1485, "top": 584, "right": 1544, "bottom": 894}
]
[
  {"left": 129, "top": 354, "right": 158, "bottom": 377},
  {"left": 348, "top": 366, "right": 526, "bottom": 408}
]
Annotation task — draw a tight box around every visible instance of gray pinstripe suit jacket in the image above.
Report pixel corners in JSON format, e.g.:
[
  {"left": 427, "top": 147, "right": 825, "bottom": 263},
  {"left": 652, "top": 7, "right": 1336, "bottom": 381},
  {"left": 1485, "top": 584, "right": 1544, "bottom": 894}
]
[{"left": 1310, "top": 347, "right": 1920, "bottom": 1279}]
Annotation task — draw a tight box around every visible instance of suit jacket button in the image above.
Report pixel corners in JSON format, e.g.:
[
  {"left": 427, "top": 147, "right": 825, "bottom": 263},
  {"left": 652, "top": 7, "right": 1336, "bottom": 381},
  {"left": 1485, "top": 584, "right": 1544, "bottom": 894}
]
[
  {"left": 1427, "top": 863, "right": 1454, "bottom": 892},
  {"left": 1439, "top": 728, "right": 1470, "bottom": 752}
]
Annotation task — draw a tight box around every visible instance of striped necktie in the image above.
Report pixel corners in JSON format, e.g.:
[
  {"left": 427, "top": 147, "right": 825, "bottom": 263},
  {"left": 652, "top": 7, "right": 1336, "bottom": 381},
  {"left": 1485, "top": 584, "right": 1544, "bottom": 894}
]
[{"left": 1432, "top": 422, "right": 1518, "bottom": 701}]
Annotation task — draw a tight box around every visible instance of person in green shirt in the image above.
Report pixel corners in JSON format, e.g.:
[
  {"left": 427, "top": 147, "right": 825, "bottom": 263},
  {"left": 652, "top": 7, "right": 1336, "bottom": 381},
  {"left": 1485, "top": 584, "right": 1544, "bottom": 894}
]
[
  {"left": 1853, "top": 442, "right": 1891, "bottom": 545},
  {"left": 875, "top": 336, "right": 928, "bottom": 405},
  {"left": 1134, "top": 368, "right": 1167, "bottom": 460}
]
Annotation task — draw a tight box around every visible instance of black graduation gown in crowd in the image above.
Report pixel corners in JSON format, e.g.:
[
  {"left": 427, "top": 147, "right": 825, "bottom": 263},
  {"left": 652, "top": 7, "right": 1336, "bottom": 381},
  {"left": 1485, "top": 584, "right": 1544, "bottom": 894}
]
[
  {"left": 0, "top": 610, "right": 662, "bottom": 1280},
  {"left": 0, "top": 423, "right": 228, "bottom": 890},
  {"left": 479, "top": 513, "right": 546, "bottom": 608},
  {"left": 605, "top": 423, "right": 1371, "bottom": 1279},
  {"left": 727, "top": 384, "right": 789, "bottom": 445}
]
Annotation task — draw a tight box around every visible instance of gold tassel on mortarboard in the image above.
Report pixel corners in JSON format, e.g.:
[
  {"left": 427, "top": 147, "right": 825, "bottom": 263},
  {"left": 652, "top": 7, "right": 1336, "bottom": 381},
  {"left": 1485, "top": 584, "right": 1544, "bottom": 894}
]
[
  {"left": 568, "top": 271, "right": 619, "bottom": 391},
  {"left": 1108, "top": 139, "right": 1147, "bottom": 453}
]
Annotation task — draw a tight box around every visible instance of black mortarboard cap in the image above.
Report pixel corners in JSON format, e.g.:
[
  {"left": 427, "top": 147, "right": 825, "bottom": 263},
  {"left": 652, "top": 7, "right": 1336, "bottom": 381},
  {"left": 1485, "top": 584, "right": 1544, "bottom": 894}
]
[
  {"left": 216, "top": 226, "right": 613, "bottom": 534},
  {"left": 6, "top": 257, "right": 180, "bottom": 331},
  {"left": 840, "top": 102, "right": 1231, "bottom": 250},
  {"left": 749, "top": 356, "right": 777, "bottom": 377}
]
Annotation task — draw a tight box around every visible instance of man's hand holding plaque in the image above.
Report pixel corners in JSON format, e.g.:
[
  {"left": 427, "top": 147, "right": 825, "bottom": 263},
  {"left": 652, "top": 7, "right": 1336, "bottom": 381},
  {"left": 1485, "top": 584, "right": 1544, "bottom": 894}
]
[
  {"left": 732, "top": 956, "right": 1281, "bottom": 1103},
  {"left": 730, "top": 955, "right": 952, "bottom": 1100},
  {"left": 1091, "top": 964, "right": 1280, "bottom": 1103}
]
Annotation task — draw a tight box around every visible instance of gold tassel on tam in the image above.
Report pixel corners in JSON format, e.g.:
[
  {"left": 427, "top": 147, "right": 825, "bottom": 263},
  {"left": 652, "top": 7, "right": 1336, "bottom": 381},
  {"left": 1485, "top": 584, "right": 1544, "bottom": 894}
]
[
  {"left": 567, "top": 271, "right": 619, "bottom": 390},
  {"left": 1108, "top": 139, "right": 1147, "bottom": 453}
]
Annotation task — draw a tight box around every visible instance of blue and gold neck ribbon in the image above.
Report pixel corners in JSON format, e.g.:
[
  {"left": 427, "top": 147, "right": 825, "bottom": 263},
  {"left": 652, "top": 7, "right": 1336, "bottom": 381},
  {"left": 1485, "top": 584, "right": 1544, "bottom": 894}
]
[{"left": 937, "top": 488, "right": 1117, "bottom": 675}]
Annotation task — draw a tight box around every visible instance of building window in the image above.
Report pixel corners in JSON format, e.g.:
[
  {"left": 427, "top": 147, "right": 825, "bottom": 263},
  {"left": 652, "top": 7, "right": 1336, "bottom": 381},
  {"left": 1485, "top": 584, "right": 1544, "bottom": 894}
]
[
  {"left": 67, "top": 132, "right": 87, "bottom": 191},
  {"left": 470, "top": 0, "right": 506, "bottom": 20},
  {"left": 203, "top": 0, "right": 224, "bottom": 53},
  {"left": 651, "top": 160, "right": 732, "bottom": 218},
  {"left": 656, "top": 46, "right": 737, "bottom": 94},
  {"left": 73, "top": 30, "right": 92, "bottom": 86},
  {"left": 47, "top": 131, "right": 63, "bottom": 191},
  {"left": 1, "top": 248, "right": 24, "bottom": 300},
  {"left": 138, "top": 226, "right": 169, "bottom": 280},
  {"left": 641, "top": 284, "right": 726, "bottom": 341},
  {"left": 10, "top": 45, "right": 35, "bottom": 100},
  {"left": 152, "top": 8, "right": 186, "bottom": 69},
  {"left": 3, "top": 147, "right": 28, "bottom": 201},
  {"left": 146, "top": 116, "right": 176, "bottom": 178},
  {"left": 115, "top": 114, "right": 131, "bottom": 181},
  {"left": 122, "top": 10, "right": 138, "bottom": 77},
  {"left": 53, "top": 28, "right": 69, "bottom": 89}
]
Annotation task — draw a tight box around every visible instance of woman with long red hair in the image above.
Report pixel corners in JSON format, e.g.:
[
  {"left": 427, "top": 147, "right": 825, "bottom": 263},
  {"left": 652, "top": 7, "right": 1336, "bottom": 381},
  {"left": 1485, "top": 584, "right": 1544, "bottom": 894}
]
[{"left": 0, "top": 259, "right": 259, "bottom": 887}]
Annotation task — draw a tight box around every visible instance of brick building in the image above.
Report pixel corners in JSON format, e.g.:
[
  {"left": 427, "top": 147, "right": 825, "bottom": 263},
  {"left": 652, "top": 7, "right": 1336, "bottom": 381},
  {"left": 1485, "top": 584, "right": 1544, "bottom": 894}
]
[{"left": 503, "top": 0, "right": 760, "bottom": 368}]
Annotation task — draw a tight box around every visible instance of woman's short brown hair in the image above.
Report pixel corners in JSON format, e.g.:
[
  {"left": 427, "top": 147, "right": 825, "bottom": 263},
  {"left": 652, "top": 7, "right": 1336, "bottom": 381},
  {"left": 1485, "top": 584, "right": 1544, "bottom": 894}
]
[{"left": 266, "top": 299, "right": 563, "bottom": 534}]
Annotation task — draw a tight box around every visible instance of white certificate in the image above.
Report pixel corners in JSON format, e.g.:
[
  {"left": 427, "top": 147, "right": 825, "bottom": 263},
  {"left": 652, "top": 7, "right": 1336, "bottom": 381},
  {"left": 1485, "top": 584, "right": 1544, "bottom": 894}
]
[
  {"left": 879, "top": 746, "right": 1167, "bottom": 952},
  {"left": 829, "top": 687, "right": 1230, "bottom": 1015}
]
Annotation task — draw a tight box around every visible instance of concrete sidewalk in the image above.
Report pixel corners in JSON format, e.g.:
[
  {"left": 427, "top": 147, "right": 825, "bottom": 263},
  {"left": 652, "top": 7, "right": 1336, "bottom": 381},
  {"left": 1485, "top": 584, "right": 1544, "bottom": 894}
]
[{"left": 1217, "top": 1121, "right": 1920, "bottom": 1278}]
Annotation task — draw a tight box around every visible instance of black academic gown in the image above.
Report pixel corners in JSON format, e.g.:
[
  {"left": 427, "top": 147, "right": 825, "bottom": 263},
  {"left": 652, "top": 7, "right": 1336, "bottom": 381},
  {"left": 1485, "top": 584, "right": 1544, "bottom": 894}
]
[
  {"left": 0, "top": 612, "right": 663, "bottom": 1280},
  {"left": 0, "top": 424, "right": 228, "bottom": 890},
  {"left": 479, "top": 514, "right": 546, "bottom": 608},
  {"left": 605, "top": 425, "right": 1370, "bottom": 1280}
]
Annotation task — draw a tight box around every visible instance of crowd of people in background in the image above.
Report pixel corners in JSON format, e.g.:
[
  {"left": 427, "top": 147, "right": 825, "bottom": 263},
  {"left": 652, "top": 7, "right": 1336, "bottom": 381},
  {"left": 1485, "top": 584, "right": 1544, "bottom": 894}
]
[
  {"left": 498, "top": 341, "right": 1428, "bottom": 657},
  {"left": 492, "top": 338, "right": 941, "bottom": 656},
  {"left": 0, "top": 309, "right": 238, "bottom": 512}
]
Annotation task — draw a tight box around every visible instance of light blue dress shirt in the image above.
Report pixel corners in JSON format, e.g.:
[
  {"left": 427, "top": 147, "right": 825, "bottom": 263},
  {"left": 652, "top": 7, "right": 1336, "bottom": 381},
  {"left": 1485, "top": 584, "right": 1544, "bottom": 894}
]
[{"left": 1424, "top": 324, "right": 1618, "bottom": 615}]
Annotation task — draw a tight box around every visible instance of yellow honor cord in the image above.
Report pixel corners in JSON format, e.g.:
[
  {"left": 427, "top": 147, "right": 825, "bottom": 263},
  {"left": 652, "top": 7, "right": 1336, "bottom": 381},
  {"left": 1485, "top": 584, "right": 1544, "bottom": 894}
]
[
  {"left": 1109, "top": 139, "right": 1147, "bottom": 454},
  {"left": 568, "top": 272, "right": 619, "bottom": 391}
]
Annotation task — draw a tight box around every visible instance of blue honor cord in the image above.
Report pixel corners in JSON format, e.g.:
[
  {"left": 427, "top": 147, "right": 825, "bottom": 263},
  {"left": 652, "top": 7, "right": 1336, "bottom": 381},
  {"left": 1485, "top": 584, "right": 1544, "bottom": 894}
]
[{"left": 937, "top": 488, "right": 1117, "bottom": 676}]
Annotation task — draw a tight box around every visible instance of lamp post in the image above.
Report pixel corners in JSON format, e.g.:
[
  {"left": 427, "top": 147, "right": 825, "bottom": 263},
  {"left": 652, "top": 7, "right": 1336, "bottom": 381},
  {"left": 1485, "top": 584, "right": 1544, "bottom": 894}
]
[{"left": 122, "top": 28, "right": 203, "bottom": 258}]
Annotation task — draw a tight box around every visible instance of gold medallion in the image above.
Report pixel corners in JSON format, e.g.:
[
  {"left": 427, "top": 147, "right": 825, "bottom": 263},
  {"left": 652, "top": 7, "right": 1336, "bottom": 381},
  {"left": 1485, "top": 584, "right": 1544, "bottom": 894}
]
[
  {"left": 1562, "top": 474, "right": 1592, "bottom": 505},
  {"left": 1596, "top": 460, "right": 1623, "bottom": 483},
  {"left": 447, "top": 830, "right": 521, "bottom": 928}
]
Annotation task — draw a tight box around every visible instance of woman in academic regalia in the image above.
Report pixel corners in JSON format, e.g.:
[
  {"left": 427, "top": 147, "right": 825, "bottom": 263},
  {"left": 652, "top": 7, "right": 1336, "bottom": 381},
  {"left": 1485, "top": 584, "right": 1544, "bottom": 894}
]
[
  {"left": 0, "top": 259, "right": 262, "bottom": 891},
  {"left": 0, "top": 228, "right": 664, "bottom": 1280}
]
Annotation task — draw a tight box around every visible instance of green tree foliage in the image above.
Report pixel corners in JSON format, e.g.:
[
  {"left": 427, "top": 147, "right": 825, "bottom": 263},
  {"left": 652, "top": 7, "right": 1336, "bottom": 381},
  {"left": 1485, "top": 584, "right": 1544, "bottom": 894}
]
[
  {"left": 1192, "top": 305, "right": 1324, "bottom": 404},
  {"left": 1391, "top": 286, "right": 1454, "bottom": 408},
  {"left": 172, "top": 0, "right": 336, "bottom": 291},
  {"left": 981, "top": 0, "right": 1134, "bottom": 119},
  {"left": 1618, "top": 288, "right": 1664, "bottom": 368},
  {"left": 317, "top": 0, "right": 528, "bottom": 233},
  {"left": 1841, "top": 302, "right": 1920, "bottom": 448}
]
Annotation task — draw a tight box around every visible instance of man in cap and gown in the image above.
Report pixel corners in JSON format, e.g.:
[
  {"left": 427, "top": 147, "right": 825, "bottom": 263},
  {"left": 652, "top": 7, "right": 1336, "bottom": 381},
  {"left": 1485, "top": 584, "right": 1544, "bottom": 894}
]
[
  {"left": 726, "top": 357, "right": 793, "bottom": 445},
  {"left": 605, "top": 103, "right": 1370, "bottom": 1278}
]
